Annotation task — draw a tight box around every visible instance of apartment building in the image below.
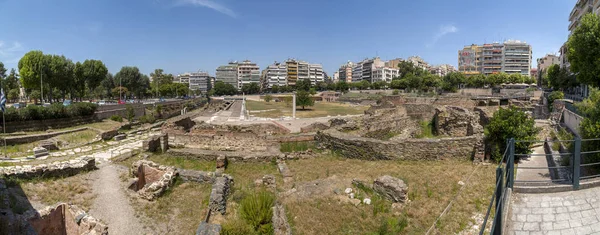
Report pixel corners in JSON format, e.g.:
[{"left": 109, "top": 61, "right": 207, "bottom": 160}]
[
  {"left": 338, "top": 61, "right": 354, "bottom": 83},
  {"left": 406, "top": 56, "right": 430, "bottom": 71},
  {"left": 361, "top": 57, "right": 385, "bottom": 82},
  {"left": 237, "top": 60, "right": 260, "bottom": 89},
  {"left": 333, "top": 71, "right": 339, "bottom": 83},
  {"left": 502, "top": 40, "right": 532, "bottom": 76},
  {"left": 215, "top": 62, "right": 239, "bottom": 88},
  {"left": 351, "top": 62, "right": 363, "bottom": 83},
  {"left": 189, "top": 71, "right": 211, "bottom": 92},
  {"left": 536, "top": 54, "right": 560, "bottom": 85},
  {"left": 286, "top": 60, "right": 299, "bottom": 86},
  {"left": 263, "top": 62, "right": 288, "bottom": 88},
  {"left": 458, "top": 44, "right": 482, "bottom": 75},
  {"left": 458, "top": 41, "right": 531, "bottom": 76},
  {"left": 384, "top": 58, "right": 403, "bottom": 69},
  {"left": 308, "top": 64, "right": 325, "bottom": 85},
  {"left": 174, "top": 73, "right": 191, "bottom": 84},
  {"left": 429, "top": 64, "right": 456, "bottom": 77},
  {"left": 372, "top": 67, "right": 399, "bottom": 82}
]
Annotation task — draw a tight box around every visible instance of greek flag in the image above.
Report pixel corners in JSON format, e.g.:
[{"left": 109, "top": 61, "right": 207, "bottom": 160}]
[{"left": 0, "top": 89, "right": 5, "bottom": 112}]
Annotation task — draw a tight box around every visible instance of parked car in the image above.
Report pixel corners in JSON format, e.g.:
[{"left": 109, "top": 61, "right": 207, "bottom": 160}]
[
  {"left": 159, "top": 98, "right": 166, "bottom": 102},
  {"left": 10, "top": 103, "right": 23, "bottom": 109},
  {"left": 63, "top": 100, "right": 72, "bottom": 107}
]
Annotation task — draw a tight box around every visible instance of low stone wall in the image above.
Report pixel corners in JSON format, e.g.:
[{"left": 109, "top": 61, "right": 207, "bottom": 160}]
[
  {"left": 168, "top": 148, "right": 280, "bottom": 162},
  {"left": 95, "top": 103, "right": 145, "bottom": 120},
  {"left": 5, "top": 127, "right": 91, "bottom": 145},
  {"left": 130, "top": 160, "right": 177, "bottom": 201},
  {"left": 316, "top": 130, "right": 478, "bottom": 160},
  {"left": 209, "top": 175, "right": 232, "bottom": 214},
  {"left": 2, "top": 116, "right": 96, "bottom": 133},
  {"left": 0, "top": 156, "right": 96, "bottom": 179},
  {"left": 143, "top": 133, "right": 169, "bottom": 153}
]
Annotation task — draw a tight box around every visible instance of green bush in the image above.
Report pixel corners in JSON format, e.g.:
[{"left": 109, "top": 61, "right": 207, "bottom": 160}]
[
  {"left": 485, "top": 107, "right": 540, "bottom": 162},
  {"left": 376, "top": 216, "right": 409, "bottom": 234},
  {"left": 548, "top": 91, "right": 564, "bottom": 110},
  {"left": 1, "top": 102, "right": 98, "bottom": 122},
  {"left": 139, "top": 114, "right": 156, "bottom": 124},
  {"left": 221, "top": 217, "right": 256, "bottom": 235},
  {"left": 392, "top": 89, "right": 400, "bottom": 95},
  {"left": 125, "top": 104, "right": 135, "bottom": 121},
  {"left": 415, "top": 120, "right": 435, "bottom": 138},
  {"left": 240, "top": 190, "right": 275, "bottom": 234},
  {"left": 110, "top": 115, "right": 123, "bottom": 122}
]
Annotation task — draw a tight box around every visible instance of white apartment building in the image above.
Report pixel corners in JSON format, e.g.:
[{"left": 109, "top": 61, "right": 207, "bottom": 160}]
[
  {"left": 189, "top": 71, "right": 211, "bottom": 92},
  {"left": 237, "top": 60, "right": 260, "bottom": 89},
  {"left": 502, "top": 40, "right": 532, "bottom": 76},
  {"left": 406, "top": 56, "right": 430, "bottom": 71},
  {"left": 338, "top": 61, "right": 354, "bottom": 83},
  {"left": 372, "top": 67, "right": 399, "bottom": 83},
  {"left": 264, "top": 62, "right": 287, "bottom": 88},
  {"left": 333, "top": 71, "right": 339, "bottom": 83},
  {"left": 429, "top": 64, "right": 456, "bottom": 77},
  {"left": 308, "top": 64, "right": 325, "bottom": 85},
  {"left": 175, "top": 73, "right": 190, "bottom": 84},
  {"left": 351, "top": 62, "right": 363, "bottom": 83}
]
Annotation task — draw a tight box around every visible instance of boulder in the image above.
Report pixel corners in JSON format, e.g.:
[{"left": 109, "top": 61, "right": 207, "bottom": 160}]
[
  {"left": 196, "top": 222, "right": 221, "bottom": 235},
  {"left": 114, "top": 134, "right": 127, "bottom": 141},
  {"left": 33, "top": 147, "right": 49, "bottom": 158},
  {"left": 373, "top": 175, "right": 408, "bottom": 203},
  {"left": 38, "top": 140, "right": 58, "bottom": 151},
  {"left": 100, "top": 129, "right": 119, "bottom": 141}
]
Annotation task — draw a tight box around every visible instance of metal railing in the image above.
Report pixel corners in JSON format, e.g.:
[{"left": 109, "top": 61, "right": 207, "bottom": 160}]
[{"left": 480, "top": 137, "right": 600, "bottom": 234}]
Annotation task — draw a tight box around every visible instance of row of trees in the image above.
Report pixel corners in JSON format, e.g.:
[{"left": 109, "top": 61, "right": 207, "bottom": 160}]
[
  {"left": 8, "top": 50, "right": 198, "bottom": 103},
  {"left": 0, "top": 63, "right": 21, "bottom": 102}
]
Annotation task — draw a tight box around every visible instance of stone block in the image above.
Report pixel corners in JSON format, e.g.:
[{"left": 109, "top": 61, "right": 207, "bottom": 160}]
[
  {"left": 38, "top": 140, "right": 58, "bottom": 151},
  {"left": 209, "top": 175, "right": 232, "bottom": 214},
  {"left": 272, "top": 204, "right": 292, "bottom": 235},
  {"left": 114, "top": 134, "right": 126, "bottom": 141},
  {"left": 373, "top": 175, "right": 408, "bottom": 203},
  {"left": 216, "top": 155, "right": 227, "bottom": 170},
  {"left": 100, "top": 129, "right": 119, "bottom": 141},
  {"left": 196, "top": 222, "right": 221, "bottom": 235},
  {"left": 33, "top": 147, "right": 49, "bottom": 158}
]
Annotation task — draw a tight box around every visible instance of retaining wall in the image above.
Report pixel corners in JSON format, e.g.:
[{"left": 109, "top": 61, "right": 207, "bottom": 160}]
[
  {"left": 315, "top": 130, "right": 478, "bottom": 160},
  {"left": 0, "top": 156, "right": 96, "bottom": 179},
  {"left": 5, "top": 127, "right": 90, "bottom": 145},
  {"left": 2, "top": 116, "right": 96, "bottom": 133}
]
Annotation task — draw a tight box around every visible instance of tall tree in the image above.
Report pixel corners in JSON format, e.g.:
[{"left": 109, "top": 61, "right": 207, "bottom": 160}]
[
  {"left": 101, "top": 73, "right": 115, "bottom": 98},
  {"left": 296, "top": 78, "right": 311, "bottom": 91},
  {"left": 114, "top": 66, "right": 146, "bottom": 99},
  {"left": 80, "top": 60, "right": 108, "bottom": 97},
  {"left": 4, "top": 68, "right": 19, "bottom": 92},
  {"left": 295, "top": 90, "right": 314, "bottom": 110},
  {"left": 48, "top": 55, "right": 75, "bottom": 101},
  {"left": 0, "top": 62, "right": 6, "bottom": 81},
  {"left": 568, "top": 13, "right": 600, "bottom": 87},
  {"left": 18, "top": 50, "right": 49, "bottom": 91}
]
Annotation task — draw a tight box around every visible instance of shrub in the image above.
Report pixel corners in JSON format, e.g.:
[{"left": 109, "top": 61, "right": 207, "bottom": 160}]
[
  {"left": 392, "top": 89, "right": 400, "bottom": 95},
  {"left": 240, "top": 190, "right": 275, "bottom": 233},
  {"left": 139, "top": 114, "right": 155, "bottom": 124},
  {"left": 66, "top": 102, "right": 97, "bottom": 117},
  {"left": 415, "top": 120, "right": 435, "bottom": 138},
  {"left": 377, "top": 216, "right": 409, "bottom": 234},
  {"left": 125, "top": 105, "right": 135, "bottom": 121},
  {"left": 221, "top": 217, "right": 256, "bottom": 235},
  {"left": 110, "top": 115, "right": 123, "bottom": 122},
  {"left": 47, "top": 103, "right": 67, "bottom": 119},
  {"left": 264, "top": 94, "right": 273, "bottom": 102},
  {"left": 547, "top": 91, "right": 564, "bottom": 110},
  {"left": 485, "top": 107, "right": 540, "bottom": 162}
]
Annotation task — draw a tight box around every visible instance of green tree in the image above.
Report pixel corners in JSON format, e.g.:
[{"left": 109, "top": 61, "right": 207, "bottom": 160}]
[
  {"left": 485, "top": 107, "right": 539, "bottom": 161},
  {"left": 212, "top": 81, "right": 237, "bottom": 96},
  {"left": 0, "top": 62, "right": 6, "bottom": 80},
  {"left": 29, "top": 90, "right": 41, "bottom": 104},
  {"left": 18, "top": 50, "right": 48, "bottom": 92},
  {"left": 125, "top": 104, "right": 135, "bottom": 122},
  {"left": 567, "top": 13, "right": 600, "bottom": 87},
  {"left": 8, "top": 89, "right": 19, "bottom": 102},
  {"left": 79, "top": 59, "right": 108, "bottom": 97},
  {"left": 575, "top": 89, "right": 600, "bottom": 163},
  {"left": 296, "top": 78, "right": 311, "bottom": 91},
  {"left": 114, "top": 66, "right": 147, "bottom": 99},
  {"left": 397, "top": 61, "right": 423, "bottom": 78},
  {"left": 3, "top": 68, "right": 20, "bottom": 92},
  {"left": 101, "top": 73, "right": 115, "bottom": 98},
  {"left": 111, "top": 86, "right": 128, "bottom": 100},
  {"left": 241, "top": 82, "right": 260, "bottom": 94},
  {"left": 309, "top": 87, "right": 317, "bottom": 95},
  {"left": 441, "top": 72, "right": 465, "bottom": 92},
  {"left": 295, "top": 90, "right": 314, "bottom": 110},
  {"left": 336, "top": 81, "right": 349, "bottom": 92},
  {"left": 271, "top": 85, "right": 279, "bottom": 93},
  {"left": 48, "top": 55, "right": 75, "bottom": 101}
]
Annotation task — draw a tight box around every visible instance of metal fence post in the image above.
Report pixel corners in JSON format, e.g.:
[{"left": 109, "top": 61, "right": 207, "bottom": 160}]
[
  {"left": 508, "top": 138, "right": 515, "bottom": 188},
  {"left": 573, "top": 137, "right": 581, "bottom": 190},
  {"left": 493, "top": 167, "right": 504, "bottom": 235}
]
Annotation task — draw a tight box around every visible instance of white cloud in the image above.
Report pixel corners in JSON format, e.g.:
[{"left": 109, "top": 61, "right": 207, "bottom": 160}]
[
  {"left": 427, "top": 24, "right": 458, "bottom": 48},
  {"left": 176, "top": 0, "right": 236, "bottom": 18},
  {"left": 0, "top": 41, "right": 24, "bottom": 67}
]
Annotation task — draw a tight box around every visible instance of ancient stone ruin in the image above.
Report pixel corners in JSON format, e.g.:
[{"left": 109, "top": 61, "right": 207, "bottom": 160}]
[
  {"left": 0, "top": 156, "right": 97, "bottom": 179},
  {"left": 129, "top": 160, "right": 177, "bottom": 201},
  {"left": 27, "top": 203, "right": 108, "bottom": 235},
  {"left": 373, "top": 175, "right": 409, "bottom": 203},
  {"left": 208, "top": 175, "right": 232, "bottom": 215}
]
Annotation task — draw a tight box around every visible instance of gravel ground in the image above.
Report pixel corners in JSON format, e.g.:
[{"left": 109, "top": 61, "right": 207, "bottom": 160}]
[{"left": 89, "top": 162, "right": 150, "bottom": 235}]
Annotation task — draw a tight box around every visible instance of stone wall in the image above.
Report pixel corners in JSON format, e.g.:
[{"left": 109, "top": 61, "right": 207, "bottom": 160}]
[
  {"left": 94, "top": 103, "right": 146, "bottom": 120},
  {"left": 0, "top": 156, "right": 96, "bottom": 179},
  {"left": 28, "top": 203, "right": 108, "bottom": 235},
  {"left": 316, "top": 130, "right": 479, "bottom": 160},
  {"left": 130, "top": 160, "right": 177, "bottom": 201},
  {"left": 5, "top": 127, "right": 91, "bottom": 145},
  {"left": 433, "top": 106, "right": 482, "bottom": 137},
  {"left": 143, "top": 133, "right": 169, "bottom": 153},
  {"left": 2, "top": 116, "right": 96, "bottom": 133},
  {"left": 168, "top": 148, "right": 280, "bottom": 162}
]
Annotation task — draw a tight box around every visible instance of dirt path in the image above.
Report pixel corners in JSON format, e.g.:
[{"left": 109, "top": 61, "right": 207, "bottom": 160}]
[{"left": 89, "top": 162, "right": 149, "bottom": 235}]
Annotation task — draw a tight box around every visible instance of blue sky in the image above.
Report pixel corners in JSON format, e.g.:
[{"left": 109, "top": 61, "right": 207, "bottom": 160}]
[{"left": 0, "top": 0, "right": 576, "bottom": 76}]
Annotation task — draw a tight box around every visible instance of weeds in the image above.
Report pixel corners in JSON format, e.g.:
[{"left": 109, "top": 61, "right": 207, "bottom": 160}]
[
  {"left": 415, "top": 120, "right": 435, "bottom": 138},
  {"left": 240, "top": 190, "right": 275, "bottom": 234},
  {"left": 280, "top": 141, "right": 319, "bottom": 153}
]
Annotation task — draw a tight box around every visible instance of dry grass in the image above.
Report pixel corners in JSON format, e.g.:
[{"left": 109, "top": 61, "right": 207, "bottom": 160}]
[
  {"left": 246, "top": 100, "right": 368, "bottom": 118},
  {"left": 225, "top": 162, "right": 281, "bottom": 193},
  {"left": 55, "top": 129, "right": 99, "bottom": 147},
  {"left": 131, "top": 180, "right": 212, "bottom": 234},
  {"left": 283, "top": 156, "right": 496, "bottom": 234},
  {"left": 17, "top": 171, "right": 96, "bottom": 211},
  {"left": 3, "top": 129, "right": 99, "bottom": 158}
]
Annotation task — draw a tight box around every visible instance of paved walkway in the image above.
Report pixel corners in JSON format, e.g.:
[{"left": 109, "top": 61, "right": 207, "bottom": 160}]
[
  {"left": 516, "top": 144, "right": 552, "bottom": 182},
  {"left": 509, "top": 187, "right": 600, "bottom": 234}
]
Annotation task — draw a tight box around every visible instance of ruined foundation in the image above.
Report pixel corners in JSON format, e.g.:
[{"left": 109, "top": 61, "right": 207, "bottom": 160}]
[
  {"left": 129, "top": 160, "right": 177, "bottom": 200},
  {"left": 27, "top": 203, "right": 108, "bottom": 235}
]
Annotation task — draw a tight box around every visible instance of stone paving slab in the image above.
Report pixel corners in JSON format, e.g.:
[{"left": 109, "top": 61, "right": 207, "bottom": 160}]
[{"left": 509, "top": 187, "right": 600, "bottom": 234}]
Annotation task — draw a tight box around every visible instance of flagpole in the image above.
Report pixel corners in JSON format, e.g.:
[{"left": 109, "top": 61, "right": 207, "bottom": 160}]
[{"left": 2, "top": 111, "right": 5, "bottom": 159}]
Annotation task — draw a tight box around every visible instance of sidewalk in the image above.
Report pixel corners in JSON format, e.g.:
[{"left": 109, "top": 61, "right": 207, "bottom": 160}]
[{"left": 516, "top": 144, "right": 552, "bottom": 183}]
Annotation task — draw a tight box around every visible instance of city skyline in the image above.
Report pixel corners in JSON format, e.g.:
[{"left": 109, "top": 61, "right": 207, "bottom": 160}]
[{"left": 0, "top": 0, "right": 575, "bottom": 76}]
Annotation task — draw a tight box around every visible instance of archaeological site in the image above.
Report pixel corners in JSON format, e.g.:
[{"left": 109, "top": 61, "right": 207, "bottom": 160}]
[{"left": 0, "top": 90, "right": 547, "bottom": 234}]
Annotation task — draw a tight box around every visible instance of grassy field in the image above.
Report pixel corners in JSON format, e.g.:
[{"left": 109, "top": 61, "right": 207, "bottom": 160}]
[
  {"left": 14, "top": 171, "right": 96, "bottom": 211},
  {"left": 3, "top": 129, "right": 100, "bottom": 158},
  {"left": 246, "top": 100, "right": 368, "bottom": 118},
  {"left": 283, "top": 156, "right": 496, "bottom": 234}
]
